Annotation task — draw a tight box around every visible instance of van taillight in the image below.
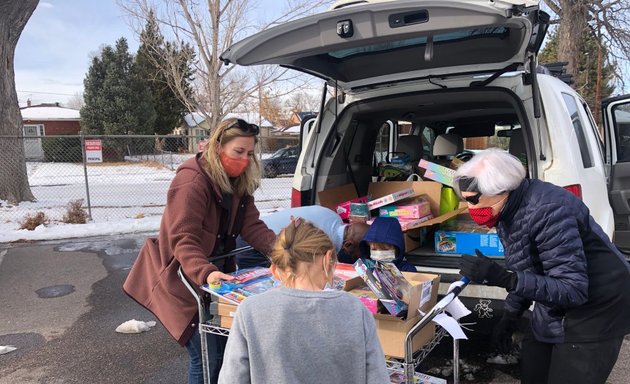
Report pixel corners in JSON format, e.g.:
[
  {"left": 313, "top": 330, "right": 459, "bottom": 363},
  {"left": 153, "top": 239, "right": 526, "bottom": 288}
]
[
  {"left": 563, "top": 184, "right": 582, "bottom": 199},
  {"left": 291, "top": 188, "right": 302, "bottom": 207}
]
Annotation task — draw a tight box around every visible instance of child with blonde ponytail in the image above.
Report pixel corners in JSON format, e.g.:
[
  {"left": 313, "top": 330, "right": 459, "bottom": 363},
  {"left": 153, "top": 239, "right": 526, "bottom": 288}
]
[{"left": 219, "top": 218, "right": 390, "bottom": 384}]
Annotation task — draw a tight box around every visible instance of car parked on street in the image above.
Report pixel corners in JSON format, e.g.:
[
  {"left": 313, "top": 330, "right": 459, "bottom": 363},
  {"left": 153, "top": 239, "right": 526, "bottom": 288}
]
[{"left": 262, "top": 145, "right": 299, "bottom": 178}]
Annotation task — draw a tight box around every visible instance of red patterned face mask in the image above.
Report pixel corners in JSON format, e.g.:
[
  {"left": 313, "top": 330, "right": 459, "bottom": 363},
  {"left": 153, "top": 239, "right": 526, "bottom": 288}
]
[
  {"left": 220, "top": 152, "right": 249, "bottom": 177},
  {"left": 468, "top": 207, "right": 500, "bottom": 228},
  {"left": 467, "top": 195, "right": 508, "bottom": 228}
]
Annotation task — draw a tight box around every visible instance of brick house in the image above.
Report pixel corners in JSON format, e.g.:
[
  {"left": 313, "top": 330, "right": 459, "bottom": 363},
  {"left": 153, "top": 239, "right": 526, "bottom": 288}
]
[{"left": 20, "top": 102, "right": 81, "bottom": 160}]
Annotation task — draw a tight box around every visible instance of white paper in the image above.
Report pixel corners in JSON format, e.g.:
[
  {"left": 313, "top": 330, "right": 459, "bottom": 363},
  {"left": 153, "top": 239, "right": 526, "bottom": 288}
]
[
  {"left": 115, "top": 319, "right": 157, "bottom": 334},
  {"left": 443, "top": 281, "right": 471, "bottom": 320},
  {"left": 432, "top": 313, "right": 468, "bottom": 340},
  {"left": 0, "top": 345, "right": 17, "bottom": 355},
  {"left": 420, "top": 281, "right": 432, "bottom": 307}
]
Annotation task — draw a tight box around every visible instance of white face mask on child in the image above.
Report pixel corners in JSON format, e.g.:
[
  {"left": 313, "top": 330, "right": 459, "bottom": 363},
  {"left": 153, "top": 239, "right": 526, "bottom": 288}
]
[{"left": 370, "top": 249, "right": 396, "bottom": 262}]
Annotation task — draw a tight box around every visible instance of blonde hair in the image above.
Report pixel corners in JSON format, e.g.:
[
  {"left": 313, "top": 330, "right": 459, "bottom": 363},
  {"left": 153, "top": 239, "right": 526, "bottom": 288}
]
[
  {"left": 201, "top": 118, "right": 262, "bottom": 196},
  {"left": 271, "top": 219, "right": 336, "bottom": 286}
]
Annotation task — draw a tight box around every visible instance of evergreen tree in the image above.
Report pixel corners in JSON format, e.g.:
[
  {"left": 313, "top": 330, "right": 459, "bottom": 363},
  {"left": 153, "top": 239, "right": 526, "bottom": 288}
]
[
  {"left": 135, "top": 11, "right": 193, "bottom": 135},
  {"left": 81, "top": 38, "right": 156, "bottom": 135},
  {"left": 539, "top": 29, "right": 614, "bottom": 119}
]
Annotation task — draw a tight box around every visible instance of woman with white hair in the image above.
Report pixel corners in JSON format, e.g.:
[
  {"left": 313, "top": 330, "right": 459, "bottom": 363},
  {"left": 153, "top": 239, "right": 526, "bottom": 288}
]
[{"left": 453, "top": 148, "right": 630, "bottom": 384}]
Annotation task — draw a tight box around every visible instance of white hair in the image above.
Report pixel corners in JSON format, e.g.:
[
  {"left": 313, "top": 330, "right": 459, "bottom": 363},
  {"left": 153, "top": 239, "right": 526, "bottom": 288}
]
[{"left": 453, "top": 148, "right": 526, "bottom": 197}]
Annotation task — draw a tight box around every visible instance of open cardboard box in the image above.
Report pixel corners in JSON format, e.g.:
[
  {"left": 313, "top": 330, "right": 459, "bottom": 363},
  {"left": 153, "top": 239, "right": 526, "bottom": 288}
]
[
  {"left": 344, "top": 271, "right": 441, "bottom": 358},
  {"left": 319, "top": 181, "right": 467, "bottom": 252},
  {"left": 219, "top": 316, "right": 233, "bottom": 328}
]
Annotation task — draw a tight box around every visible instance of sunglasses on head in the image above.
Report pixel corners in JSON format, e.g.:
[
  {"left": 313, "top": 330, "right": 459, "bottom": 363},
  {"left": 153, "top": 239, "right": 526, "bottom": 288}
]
[
  {"left": 224, "top": 119, "right": 260, "bottom": 136},
  {"left": 462, "top": 191, "right": 482, "bottom": 205}
]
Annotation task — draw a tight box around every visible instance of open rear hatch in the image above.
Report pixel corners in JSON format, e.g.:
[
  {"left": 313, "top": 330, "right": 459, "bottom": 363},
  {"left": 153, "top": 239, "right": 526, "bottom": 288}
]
[{"left": 221, "top": 0, "right": 548, "bottom": 91}]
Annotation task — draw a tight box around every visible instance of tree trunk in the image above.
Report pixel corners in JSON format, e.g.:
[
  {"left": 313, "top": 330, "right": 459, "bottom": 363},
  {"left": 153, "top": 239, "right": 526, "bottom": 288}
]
[
  {"left": 557, "top": 0, "right": 588, "bottom": 78},
  {"left": 0, "top": 0, "right": 38, "bottom": 204}
]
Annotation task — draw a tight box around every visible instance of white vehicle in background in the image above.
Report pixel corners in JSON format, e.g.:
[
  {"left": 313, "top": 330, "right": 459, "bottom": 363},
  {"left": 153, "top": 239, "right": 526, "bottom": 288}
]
[{"left": 221, "top": 0, "right": 630, "bottom": 328}]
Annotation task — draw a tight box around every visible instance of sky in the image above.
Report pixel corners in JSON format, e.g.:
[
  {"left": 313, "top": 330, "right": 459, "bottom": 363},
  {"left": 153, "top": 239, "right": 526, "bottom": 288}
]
[
  {"left": 0, "top": 155, "right": 292, "bottom": 243},
  {"left": 15, "top": 1, "right": 137, "bottom": 107},
  {"left": 14, "top": 0, "right": 294, "bottom": 107}
]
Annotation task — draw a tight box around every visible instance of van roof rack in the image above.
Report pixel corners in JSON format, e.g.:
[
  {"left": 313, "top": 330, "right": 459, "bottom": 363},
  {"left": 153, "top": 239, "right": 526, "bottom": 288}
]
[{"left": 537, "top": 62, "right": 574, "bottom": 85}]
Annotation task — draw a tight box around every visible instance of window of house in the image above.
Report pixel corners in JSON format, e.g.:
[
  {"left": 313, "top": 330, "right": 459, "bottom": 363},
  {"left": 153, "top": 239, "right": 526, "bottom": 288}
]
[{"left": 23, "top": 124, "right": 45, "bottom": 137}]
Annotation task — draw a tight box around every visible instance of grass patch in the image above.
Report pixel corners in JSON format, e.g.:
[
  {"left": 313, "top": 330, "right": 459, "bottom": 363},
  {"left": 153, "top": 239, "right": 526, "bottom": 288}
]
[
  {"left": 62, "top": 199, "right": 88, "bottom": 224},
  {"left": 19, "top": 211, "right": 49, "bottom": 230}
]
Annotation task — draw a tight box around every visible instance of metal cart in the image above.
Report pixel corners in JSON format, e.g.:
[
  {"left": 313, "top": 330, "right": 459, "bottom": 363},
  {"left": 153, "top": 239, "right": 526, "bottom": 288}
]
[{"left": 178, "top": 258, "right": 470, "bottom": 384}]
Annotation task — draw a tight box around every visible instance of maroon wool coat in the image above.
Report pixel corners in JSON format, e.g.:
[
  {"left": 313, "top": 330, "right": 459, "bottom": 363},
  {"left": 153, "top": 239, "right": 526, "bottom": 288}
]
[{"left": 123, "top": 154, "right": 275, "bottom": 346}]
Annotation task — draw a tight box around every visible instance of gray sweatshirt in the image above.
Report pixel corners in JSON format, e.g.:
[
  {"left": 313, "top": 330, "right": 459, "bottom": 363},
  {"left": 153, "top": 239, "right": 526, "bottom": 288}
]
[{"left": 218, "top": 286, "right": 390, "bottom": 384}]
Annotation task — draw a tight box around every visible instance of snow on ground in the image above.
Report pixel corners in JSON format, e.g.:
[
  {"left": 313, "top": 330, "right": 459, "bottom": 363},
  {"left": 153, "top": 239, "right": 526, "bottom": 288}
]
[{"left": 0, "top": 160, "right": 293, "bottom": 243}]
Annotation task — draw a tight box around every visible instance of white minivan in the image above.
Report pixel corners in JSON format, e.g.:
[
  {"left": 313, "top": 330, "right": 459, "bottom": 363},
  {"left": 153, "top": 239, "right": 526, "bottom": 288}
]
[{"left": 221, "top": 0, "right": 630, "bottom": 324}]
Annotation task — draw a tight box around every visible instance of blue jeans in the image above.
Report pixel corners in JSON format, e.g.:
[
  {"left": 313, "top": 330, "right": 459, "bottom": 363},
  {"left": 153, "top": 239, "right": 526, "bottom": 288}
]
[{"left": 185, "top": 329, "right": 227, "bottom": 384}]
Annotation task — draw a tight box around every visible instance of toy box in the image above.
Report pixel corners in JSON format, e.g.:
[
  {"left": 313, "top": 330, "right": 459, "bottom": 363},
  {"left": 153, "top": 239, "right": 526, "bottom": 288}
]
[
  {"left": 349, "top": 202, "right": 370, "bottom": 223},
  {"left": 352, "top": 258, "right": 412, "bottom": 317},
  {"left": 434, "top": 230, "right": 504, "bottom": 257},
  {"left": 418, "top": 159, "right": 456, "bottom": 187},
  {"left": 366, "top": 187, "right": 415, "bottom": 210},
  {"left": 319, "top": 181, "right": 467, "bottom": 252},
  {"left": 378, "top": 197, "right": 432, "bottom": 219},
  {"left": 335, "top": 196, "right": 369, "bottom": 221},
  {"left": 201, "top": 267, "right": 281, "bottom": 304}
]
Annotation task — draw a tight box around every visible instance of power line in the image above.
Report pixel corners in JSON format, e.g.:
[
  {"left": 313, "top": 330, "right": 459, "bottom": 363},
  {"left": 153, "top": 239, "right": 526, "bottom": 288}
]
[{"left": 17, "top": 90, "right": 79, "bottom": 96}]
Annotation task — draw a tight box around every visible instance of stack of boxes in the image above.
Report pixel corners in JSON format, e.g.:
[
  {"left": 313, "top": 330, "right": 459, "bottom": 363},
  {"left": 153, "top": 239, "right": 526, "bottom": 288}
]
[
  {"left": 418, "top": 159, "right": 504, "bottom": 257},
  {"left": 321, "top": 160, "right": 504, "bottom": 257},
  {"left": 318, "top": 180, "right": 466, "bottom": 252}
]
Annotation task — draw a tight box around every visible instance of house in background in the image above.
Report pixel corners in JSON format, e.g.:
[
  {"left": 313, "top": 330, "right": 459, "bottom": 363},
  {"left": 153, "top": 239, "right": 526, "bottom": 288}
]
[
  {"left": 20, "top": 101, "right": 81, "bottom": 160},
  {"left": 177, "top": 112, "right": 274, "bottom": 152},
  {"left": 288, "top": 111, "right": 317, "bottom": 126}
]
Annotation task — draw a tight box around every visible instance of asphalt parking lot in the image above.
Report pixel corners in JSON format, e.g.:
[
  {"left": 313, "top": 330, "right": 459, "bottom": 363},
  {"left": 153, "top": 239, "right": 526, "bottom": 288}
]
[{"left": 0, "top": 234, "right": 628, "bottom": 383}]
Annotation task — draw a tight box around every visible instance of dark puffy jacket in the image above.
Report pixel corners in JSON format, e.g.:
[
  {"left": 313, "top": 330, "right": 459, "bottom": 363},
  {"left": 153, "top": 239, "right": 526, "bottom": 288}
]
[{"left": 497, "top": 179, "right": 630, "bottom": 343}]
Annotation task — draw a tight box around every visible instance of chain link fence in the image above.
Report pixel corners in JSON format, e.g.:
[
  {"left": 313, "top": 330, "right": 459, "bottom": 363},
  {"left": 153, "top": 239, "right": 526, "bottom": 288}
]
[{"left": 0, "top": 134, "right": 299, "bottom": 228}]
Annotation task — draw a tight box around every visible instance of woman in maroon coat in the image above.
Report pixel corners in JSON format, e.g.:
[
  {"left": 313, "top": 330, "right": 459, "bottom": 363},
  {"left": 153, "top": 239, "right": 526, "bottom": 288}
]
[{"left": 123, "top": 118, "right": 276, "bottom": 384}]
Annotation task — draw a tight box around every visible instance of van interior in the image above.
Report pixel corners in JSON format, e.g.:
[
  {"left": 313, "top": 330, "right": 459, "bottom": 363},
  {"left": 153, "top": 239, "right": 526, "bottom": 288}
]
[{"left": 311, "top": 88, "right": 531, "bottom": 268}]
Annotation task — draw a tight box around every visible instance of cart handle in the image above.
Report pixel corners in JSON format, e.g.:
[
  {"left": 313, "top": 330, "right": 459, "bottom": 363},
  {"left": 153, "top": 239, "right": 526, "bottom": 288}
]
[{"left": 404, "top": 276, "right": 470, "bottom": 363}]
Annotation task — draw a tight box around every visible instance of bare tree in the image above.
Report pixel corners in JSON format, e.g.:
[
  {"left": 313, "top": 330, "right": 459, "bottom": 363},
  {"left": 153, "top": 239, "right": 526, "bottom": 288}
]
[
  {"left": 119, "top": 0, "right": 333, "bottom": 131},
  {"left": 0, "top": 0, "right": 38, "bottom": 204},
  {"left": 65, "top": 92, "right": 85, "bottom": 110},
  {"left": 543, "top": 0, "right": 630, "bottom": 92},
  {"left": 285, "top": 91, "right": 320, "bottom": 114}
]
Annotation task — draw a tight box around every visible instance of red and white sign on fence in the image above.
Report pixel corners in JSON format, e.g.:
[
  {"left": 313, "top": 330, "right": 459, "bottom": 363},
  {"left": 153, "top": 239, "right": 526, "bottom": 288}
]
[{"left": 84, "top": 139, "right": 103, "bottom": 163}]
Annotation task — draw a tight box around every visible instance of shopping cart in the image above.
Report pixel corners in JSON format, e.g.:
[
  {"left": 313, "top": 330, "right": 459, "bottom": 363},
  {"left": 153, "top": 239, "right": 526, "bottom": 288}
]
[
  {"left": 385, "top": 277, "right": 470, "bottom": 384},
  {"left": 177, "top": 246, "right": 254, "bottom": 384},
  {"left": 179, "top": 258, "right": 470, "bottom": 384}
]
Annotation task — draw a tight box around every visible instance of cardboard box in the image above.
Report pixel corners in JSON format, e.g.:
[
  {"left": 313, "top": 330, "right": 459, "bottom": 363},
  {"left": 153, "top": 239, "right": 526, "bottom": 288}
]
[
  {"left": 319, "top": 181, "right": 467, "bottom": 252},
  {"left": 398, "top": 215, "right": 434, "bottom": 231},
  {"left": 344, "top": 271, "right": 440, "bottom": 358},
  {"left": 217, "top": 302, "right": 238, "bottom": 317},
  {"left": 219, "top": 316, "right": 233, "bottom": 328},
  {"left": 435, "top": 230, "right": 504, "bottom": 257},
  {"left": 377, "top": 272, "right": 439, "bottom": 358}
]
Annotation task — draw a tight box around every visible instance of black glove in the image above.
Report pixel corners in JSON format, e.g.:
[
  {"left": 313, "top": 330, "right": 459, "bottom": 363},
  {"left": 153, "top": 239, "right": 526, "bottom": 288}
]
[
  {"left": 492, "top": 311, "right": 519, "bottom": 354},
  {"left": 459, "top": 249, "right": 517, "bottom": 290}
]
